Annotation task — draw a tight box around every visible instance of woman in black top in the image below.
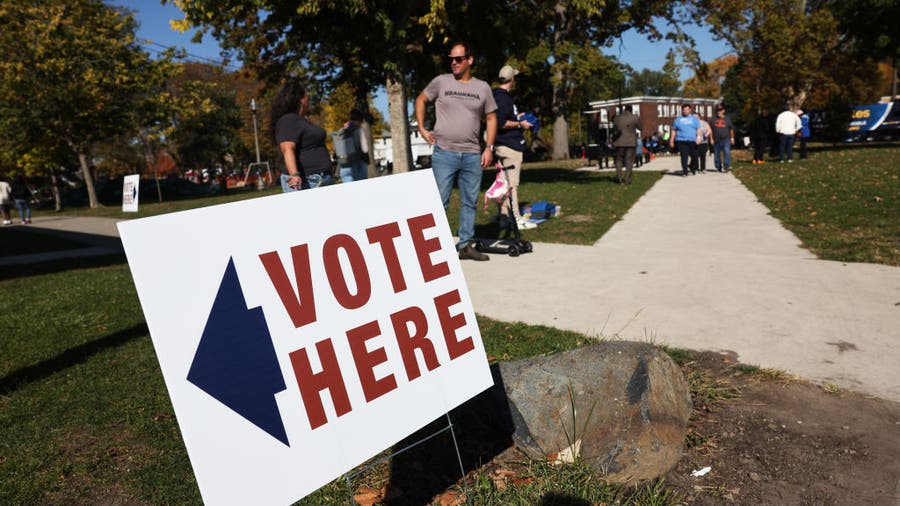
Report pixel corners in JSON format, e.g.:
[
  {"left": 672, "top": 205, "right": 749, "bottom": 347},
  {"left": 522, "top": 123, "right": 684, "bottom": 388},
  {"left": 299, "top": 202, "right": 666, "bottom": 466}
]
[{"left": 269, "top": 81, "right": 333, "bottom": 191}]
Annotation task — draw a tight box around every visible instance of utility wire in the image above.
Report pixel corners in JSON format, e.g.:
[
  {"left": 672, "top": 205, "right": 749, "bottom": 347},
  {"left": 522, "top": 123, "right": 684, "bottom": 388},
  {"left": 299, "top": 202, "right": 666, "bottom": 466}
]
[{"left": 139, "top": 39, "right": 242, "bottom": 71}]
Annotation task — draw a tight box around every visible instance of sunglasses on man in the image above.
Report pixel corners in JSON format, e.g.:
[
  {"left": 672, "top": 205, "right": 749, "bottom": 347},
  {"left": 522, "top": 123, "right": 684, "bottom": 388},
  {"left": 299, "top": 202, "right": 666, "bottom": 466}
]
[{"left": 447, "top": 55, "right": 468, "bottom": 63}]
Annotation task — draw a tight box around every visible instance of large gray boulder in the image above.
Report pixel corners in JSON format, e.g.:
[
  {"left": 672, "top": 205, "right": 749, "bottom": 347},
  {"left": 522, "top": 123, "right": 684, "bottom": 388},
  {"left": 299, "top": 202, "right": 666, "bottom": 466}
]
[{"left": 492, "top": 341, "right": 692, "bottom": 483}]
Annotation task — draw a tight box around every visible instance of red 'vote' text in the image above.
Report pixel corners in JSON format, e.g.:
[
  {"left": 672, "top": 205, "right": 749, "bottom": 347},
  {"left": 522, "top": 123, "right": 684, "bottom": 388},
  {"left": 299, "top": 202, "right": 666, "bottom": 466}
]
[{"left": 258, "top": 213, "right": 476, "bottom": 430}]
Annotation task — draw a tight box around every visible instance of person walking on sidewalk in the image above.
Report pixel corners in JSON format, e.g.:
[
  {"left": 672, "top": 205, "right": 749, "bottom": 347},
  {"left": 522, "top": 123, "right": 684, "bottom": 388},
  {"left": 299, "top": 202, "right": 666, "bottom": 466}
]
[
  {"left": 10, "top": 176, "right": 32, "bottom": 224},
  {"left": 776, "top": 107, "right": 802, "bottom": 163},
  {"left": 711, "top": 104, "right": 735, "bottom": 172},
  {"left": 415, "top": 41, "right": 498, "bottom": 261},
  {"left": 669, "top": 104, "right": 703, "bottom": 176},
  {"left": 492, "top": 65, "right": 535, "bottom": 229},
  {"left": 696, "top": 115, "right": 712, "bottom": 173},
  {"left": 612, "top": 105, "right": 640, "bottom": 184}
]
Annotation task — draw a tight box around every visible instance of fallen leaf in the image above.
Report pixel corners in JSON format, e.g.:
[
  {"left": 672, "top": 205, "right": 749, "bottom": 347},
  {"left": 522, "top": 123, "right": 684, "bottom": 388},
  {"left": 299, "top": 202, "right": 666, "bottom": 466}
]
[
  {"left": 512, "top": 476, "right": 535, "bottom": 486},
  {"left": 434, "top": 490, "right": 463, "bottom": 506},
  {"left": 354, "top": 487, "right": 383, "bottom": 506}
]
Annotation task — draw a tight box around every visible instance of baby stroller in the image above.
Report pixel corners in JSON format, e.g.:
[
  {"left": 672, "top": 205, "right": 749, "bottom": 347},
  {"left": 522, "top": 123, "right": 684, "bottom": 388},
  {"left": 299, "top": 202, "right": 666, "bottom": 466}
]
[{"left": 473, "top": 160, "right": 533, "bottom": 257}]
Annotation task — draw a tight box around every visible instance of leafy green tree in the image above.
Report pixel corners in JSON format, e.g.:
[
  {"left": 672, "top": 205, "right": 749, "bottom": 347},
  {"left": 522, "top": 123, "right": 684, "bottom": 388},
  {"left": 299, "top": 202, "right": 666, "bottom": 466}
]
[
  {"left": 169, "top": 0, "right": 472, "bottom": 173},
  {"left": 687, "top": 0, "right": 883, "bottom": 114},
  {"left": 827, "top": 0, "right": 899, "bottom": 98},
  {"left": 0, "top": 0, "right": 170, "bottom": 208},
  {"left": 623, "top": 51, "right": 683, "bottom": 97},
  {"left": 519, "top": 1, "right": 673, "bottom": 159},
  {"left": 683, "top": 54, "right": 738, "bottom": 98},
  {"left": 164, "top": 63, "right": 243, "bottom": 174}
]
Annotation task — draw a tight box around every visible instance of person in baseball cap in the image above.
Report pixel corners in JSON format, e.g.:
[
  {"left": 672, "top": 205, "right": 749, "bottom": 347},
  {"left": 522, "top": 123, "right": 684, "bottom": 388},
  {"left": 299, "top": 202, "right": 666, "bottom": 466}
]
[
  {"left": 492, "top": 65, "right": 536, "bottom": 229},
  {"left": 498, "top": 65, "right": 519, "bottom": 83}
]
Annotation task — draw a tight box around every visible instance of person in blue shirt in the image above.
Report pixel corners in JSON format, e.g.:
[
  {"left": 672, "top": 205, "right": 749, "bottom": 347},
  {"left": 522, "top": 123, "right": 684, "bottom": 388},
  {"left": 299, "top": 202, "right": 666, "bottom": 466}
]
[
  {"left": 798, "top": 109, "right": 811, "bottom": 159},
  {"left": 668, "top": 104, "right": 703, "bottom": 176}
]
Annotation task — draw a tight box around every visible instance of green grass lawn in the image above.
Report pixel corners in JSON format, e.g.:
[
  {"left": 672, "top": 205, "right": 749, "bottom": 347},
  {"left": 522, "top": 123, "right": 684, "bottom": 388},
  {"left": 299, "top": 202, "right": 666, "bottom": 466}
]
[
  {"left": 732, "top": 143, "right": 899, "bottom": 265},
  {"left": 448, "top": 166, "right": 662, "bottom": 245}
]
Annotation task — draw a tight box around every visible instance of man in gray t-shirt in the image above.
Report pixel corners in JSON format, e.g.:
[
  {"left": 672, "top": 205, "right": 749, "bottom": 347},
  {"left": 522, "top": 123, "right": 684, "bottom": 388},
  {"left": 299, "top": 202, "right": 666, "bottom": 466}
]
[{"left": 415, "top": 42, "right": 497, "bottom": 260}]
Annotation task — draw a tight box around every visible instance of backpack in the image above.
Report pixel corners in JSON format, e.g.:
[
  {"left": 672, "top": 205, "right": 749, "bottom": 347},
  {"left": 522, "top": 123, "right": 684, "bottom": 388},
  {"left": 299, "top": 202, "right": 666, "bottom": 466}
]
[
  {"left": 529, "top": 200, "right": 556, "bottom": 219},
  {"left": 331, "top": 126, "right": 360, "bottom": 165}
]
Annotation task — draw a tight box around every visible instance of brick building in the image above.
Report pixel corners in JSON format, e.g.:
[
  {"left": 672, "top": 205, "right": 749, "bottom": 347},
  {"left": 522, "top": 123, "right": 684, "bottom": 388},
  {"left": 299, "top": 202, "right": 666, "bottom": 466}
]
[{"left": 584, "top": 96, "right": 720, "bottom": 145}]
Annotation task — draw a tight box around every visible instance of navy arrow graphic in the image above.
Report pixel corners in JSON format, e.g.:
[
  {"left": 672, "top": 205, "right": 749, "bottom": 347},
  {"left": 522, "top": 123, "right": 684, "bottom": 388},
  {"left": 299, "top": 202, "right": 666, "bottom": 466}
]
[{"left": 187, "top": 257, "right": 289, "bottom": 446}]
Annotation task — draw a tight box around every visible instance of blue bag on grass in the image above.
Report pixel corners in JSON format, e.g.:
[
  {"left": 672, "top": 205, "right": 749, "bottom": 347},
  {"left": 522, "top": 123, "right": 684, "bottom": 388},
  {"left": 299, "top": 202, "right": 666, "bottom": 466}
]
[{"left": 530, "top": 200, "right": 556, "bottom": 219}]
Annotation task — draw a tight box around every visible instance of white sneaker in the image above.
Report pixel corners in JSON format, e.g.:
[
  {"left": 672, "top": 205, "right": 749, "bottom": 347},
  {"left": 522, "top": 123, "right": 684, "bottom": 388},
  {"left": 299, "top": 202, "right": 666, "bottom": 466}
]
[{"left": 517, "top": 219, "right": 537, "bottom": 230}]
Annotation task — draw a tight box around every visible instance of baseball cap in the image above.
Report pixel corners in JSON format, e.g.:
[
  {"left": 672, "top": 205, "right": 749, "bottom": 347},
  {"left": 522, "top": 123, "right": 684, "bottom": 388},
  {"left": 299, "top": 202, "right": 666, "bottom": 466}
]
[{"left": 498, "top": 65, "right": 519, "bottom": 82}]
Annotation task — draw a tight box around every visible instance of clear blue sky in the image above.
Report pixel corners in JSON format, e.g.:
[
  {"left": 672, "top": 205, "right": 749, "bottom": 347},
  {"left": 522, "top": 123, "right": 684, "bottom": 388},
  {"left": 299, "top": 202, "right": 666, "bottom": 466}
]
[{"left": 111, "top": 1, "right": 732, "bottom": 115}]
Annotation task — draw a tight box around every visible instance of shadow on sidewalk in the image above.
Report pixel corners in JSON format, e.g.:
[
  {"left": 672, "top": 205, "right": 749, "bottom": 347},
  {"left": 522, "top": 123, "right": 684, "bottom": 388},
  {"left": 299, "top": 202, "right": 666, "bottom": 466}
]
[{"left": 0, "top": 225, "right": 125, "bottom": 281}]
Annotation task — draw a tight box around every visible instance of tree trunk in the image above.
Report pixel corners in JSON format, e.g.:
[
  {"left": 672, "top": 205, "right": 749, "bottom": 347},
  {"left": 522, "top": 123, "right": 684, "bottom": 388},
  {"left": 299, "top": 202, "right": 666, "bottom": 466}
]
[
  {"left": 551, "top": 65, "right": 570, "bottom": 160},
  {"left": 386, "top": 69, "right": 412, "bottom": 173},
  {"left": 550, "top": 2, "right": 570, "bottom": 160},
  {"left": 353, "top": 86, "right": 378, "bottom": 178},
  {"left": 361, "top": 120, "right": 377, "bottom": 178},
  {"left": 77, "top": 151, "right": 100, "bottom": 209},
  {"left": 48, "top": 168, "right": 61, "bottom": 212}
]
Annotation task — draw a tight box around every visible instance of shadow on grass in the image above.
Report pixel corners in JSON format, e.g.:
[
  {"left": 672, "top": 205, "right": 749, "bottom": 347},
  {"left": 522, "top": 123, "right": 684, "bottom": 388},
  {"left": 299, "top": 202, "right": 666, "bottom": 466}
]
[
  {"left": 0, "top": 322, "right": 148, "bottom": 396},
  {"left": 0, "top": 323, "right": 150, "bottom": 395},
  {"left": 479, "top": 168, "right": 623, "bottom": 189},
  {"left": 383, "top": 365, "right": 514, "bottom": 505},
  {"left": 0, "top": 253, "right": 127, "bottom": 281}
]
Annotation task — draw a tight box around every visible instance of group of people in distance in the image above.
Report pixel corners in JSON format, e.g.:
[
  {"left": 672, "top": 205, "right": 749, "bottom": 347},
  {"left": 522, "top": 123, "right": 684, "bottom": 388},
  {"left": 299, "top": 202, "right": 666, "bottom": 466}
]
[
  {"left": 667, "top": 103, "right": 736, "bottom": 177},
  {"left": 749, "top": 108, "right": 811, "bottom": 165},
  {"left": 610, "top": 103, "right": 736, "bottom": 182},
  {"left": 270, "top": 41, "right": 534, "bottom": 262},
  {"left": 0, "top": 175, "right": 33, "bottom": 226}
]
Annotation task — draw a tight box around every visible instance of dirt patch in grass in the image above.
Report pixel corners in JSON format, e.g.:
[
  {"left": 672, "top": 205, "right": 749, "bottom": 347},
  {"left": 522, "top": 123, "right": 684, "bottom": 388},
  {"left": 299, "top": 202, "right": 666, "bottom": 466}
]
[
  {"left": 43, "top": 425, "right": 149, "bottom": 505},
  {"left": 665, "top": 351, "right": 900, "bottom": 505}
]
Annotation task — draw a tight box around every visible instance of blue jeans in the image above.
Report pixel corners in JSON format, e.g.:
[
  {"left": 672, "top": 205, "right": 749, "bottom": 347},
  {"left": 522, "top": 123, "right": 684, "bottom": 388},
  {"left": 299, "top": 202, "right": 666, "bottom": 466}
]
[
  {"left": 779, "top": 134, "right": 795, "bottom": 161},
  {"left": 339, "top": 160, "right": 368, "bottom": 183},
  {"left": 280, "top": 171, "right": 333, "bottom": 192},
  {"left": 14, "top": 199, "right": 30, "bottom": 221},
  {"left": 713, "top": 139, "right": 731, "bottom": 170},
  {"left": 431, "top": 145, "right": 482, "bottom": 249}
]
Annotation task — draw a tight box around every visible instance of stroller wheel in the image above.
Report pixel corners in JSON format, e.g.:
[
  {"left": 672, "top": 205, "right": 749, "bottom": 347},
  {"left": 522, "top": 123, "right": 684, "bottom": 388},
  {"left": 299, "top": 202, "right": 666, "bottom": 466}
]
[
  {"left": 521, "top": 241, "right": 533, "bottom": 253},
  {"left": 508, "top": 244, "right": 520, "bottom": 257}
]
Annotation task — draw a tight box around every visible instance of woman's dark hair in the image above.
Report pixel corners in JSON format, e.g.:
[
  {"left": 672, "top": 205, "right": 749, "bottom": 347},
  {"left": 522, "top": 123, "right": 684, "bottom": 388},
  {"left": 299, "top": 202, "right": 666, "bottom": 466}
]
[{"left": 268, "top": 80, "right": 307, "bottom": 140}]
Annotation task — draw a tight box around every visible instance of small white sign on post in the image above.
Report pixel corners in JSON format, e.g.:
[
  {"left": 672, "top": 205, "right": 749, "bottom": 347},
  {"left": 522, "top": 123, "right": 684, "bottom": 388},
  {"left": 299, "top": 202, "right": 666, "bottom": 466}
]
[
  {"left": 117, "top": 170, "right": 494, "bottom": 505},
  {"left": 122, "top": 174, "right": 140, "bottom": 212}
]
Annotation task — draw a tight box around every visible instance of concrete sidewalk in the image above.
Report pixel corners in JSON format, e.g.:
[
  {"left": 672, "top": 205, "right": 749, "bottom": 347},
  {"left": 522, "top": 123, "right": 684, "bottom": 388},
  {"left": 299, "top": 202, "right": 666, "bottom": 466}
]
[
  {"left": 5, "top": 158, "right": 899, "bottom": 402},
  {"left": 463, "top": 155, "right": 900, "bottom": 402}
]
